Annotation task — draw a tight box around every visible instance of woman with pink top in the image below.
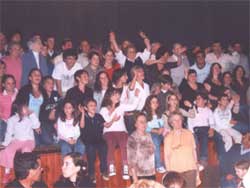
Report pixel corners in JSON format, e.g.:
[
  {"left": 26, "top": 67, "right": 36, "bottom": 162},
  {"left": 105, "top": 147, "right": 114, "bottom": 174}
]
[
  {"left": 0, "top": 101, "right": 40, "bottom": 184},
  {"left": 0, "top": 75, "right": 18, "bottom": 143}
]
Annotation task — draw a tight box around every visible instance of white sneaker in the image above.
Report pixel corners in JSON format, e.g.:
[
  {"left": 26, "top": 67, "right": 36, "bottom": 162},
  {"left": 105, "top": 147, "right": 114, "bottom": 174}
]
[
  {"left": 109, "top": 164, "right": 116, "bottom": 176},
  {"left": 122, "top": 165, "right": 130, "bottom": 180},
  {"left": 156, "top": 166, "right": 166, "bottom": 173}
]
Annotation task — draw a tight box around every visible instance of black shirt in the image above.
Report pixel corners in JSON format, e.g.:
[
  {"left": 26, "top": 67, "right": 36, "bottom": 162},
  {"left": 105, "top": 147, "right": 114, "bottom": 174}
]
[
  {"left": 65, "top": 86, "right": 93, "bottom": 106},
  {"left": 54, "top": 176, "right": 95, "bottom": 188},
  {"left": 6, "top": 180, "right": 47, "bottom": 188}
]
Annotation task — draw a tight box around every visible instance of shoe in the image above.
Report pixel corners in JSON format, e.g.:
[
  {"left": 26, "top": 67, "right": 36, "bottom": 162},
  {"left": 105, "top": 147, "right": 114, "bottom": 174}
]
[
  {"left": 101, "top": 172, "right": 110, "bottom": 181},
  {"left": 122, "top": 165, "right": 129, "bottom": 180},
  {"left": 156, "top": 166, "right": 167, "bottom": 173},
  {"left": 109, "top": 164, "right": 116, "bottom": 176},
  {"left": 2, "top": 173, "right": 12, "bottom": 184}
]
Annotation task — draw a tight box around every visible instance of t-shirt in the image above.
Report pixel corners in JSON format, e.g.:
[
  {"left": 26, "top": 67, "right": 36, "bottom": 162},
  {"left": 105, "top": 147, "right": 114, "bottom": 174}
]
[{"left": 52, "top": 62, "right": 82, "bottom": 94}]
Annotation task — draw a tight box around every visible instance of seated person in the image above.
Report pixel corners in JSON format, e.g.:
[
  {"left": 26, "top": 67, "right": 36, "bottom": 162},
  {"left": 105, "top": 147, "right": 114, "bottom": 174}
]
[
  {"left": 162, "top": 171, "right": 185, "bottom": 188},
  {"left": 6, "top": 152, "right": 47, "bottom": 188}
]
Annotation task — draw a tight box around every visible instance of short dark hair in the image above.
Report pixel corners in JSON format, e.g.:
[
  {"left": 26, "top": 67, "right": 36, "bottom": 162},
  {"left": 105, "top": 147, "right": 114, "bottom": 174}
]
[
  {"left": 83, "top": 98, "right": 97, "bottom": 107},
  {"left": 112, "top": 68, "right": 127, "bottom": 84},
  {"left": 159, "top": 74, "right": 173, "bottom": 85},
  {"left": 63, "top": 48, "right": 78, "bottom": 60},
  {"left": 88, "top": 51, "right": 100, "bottom": 60},
  {"left": 155, "top": 46, "right": 169, "bottom": 60},
  {"left": 187, "top": 69, "right": 197, "bottom": 76},
  {"left": 61, "top": 38, "right": 72, "bottom": 47},
  {"left": 234, "top": 160, "right": 250, "bottom": 170},
  {"left": 74, "top": 69, "right": 89, "bottom": 83},
  {"left": 162, "top": 171, "right": 185, "bottom": 188},
  {"left": 14, "top": 152, "right": 40, "bottom": 180}
]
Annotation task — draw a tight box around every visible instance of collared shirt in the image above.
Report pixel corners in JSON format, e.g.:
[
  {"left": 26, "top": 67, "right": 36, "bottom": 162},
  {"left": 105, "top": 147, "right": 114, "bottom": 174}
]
[
  {"left": 76, "top": 52, "right": 89, "bottom": 68},
  {"left": 190, "top": 63, "right": 211, "bottom": 83},
  {"left": 32, "top": 51, "right": 40, "bottom": 68}
]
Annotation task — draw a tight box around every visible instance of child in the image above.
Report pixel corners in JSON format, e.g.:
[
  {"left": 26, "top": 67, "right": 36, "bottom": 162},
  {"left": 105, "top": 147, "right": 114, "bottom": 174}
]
[
  {"left": 213, "top": 94, "right": 242, "bottom": 152},
  {"left": 56, "top": 100, "right": 85, "bottom": 156},
  {"left": 187, "top": 93, "right": 214, "bottom": 167},
  {"left": 143, "top": 95, "right": 166, "bottom": 173},
  {"left": 80, "top": 98, "right": 109, "bottom": 183},
  {"left": 0, "top": 74, "right": 18, "bottom": 143},
  {"left": 162, "top": 171, "right": 185, "bottom": 188},
  {"left": 234, "top": 160, "right": 250, "bottom": 188},
  {"left": 0, "top": 101, "right": 40, "bottom": 184}
]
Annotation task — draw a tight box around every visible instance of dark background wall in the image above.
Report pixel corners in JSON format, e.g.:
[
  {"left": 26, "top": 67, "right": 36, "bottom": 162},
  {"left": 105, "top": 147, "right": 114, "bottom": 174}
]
[{"left": 0, "top": 1, "right": 249, "bottom": 51}]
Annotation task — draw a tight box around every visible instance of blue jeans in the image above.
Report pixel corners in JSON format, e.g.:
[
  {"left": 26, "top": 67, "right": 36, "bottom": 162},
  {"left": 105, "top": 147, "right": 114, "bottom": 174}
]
[
  {"left": 59, "top": 139, "right": 85, "bottom": 156},
  {"left": 233, "top": 121, "right": 249, "bottom": 134},
  {"left": 34, "top": 123, "right": 56, "bottom": 146},
  {"left": 0, "top": 119, "right": 7, "bottom": 142},
  {"left": 86, "top": 142, "right": 108, "bottom": 177},
  {"left": 220, "top": 176, "right": 237, "bottom": 188},
  {"left": 193, "top": 126, "right": 209, "bottom": 161},
  {"left": 151, "top": 133, "right": 164, "bottom": 169}
]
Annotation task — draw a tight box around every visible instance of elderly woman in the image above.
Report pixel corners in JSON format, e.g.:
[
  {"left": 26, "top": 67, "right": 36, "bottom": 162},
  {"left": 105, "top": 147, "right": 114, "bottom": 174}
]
[
  {"left": 127, "top": 112, "right": 155, "bottom": 182},
  {"left": 164, "top": 112, "right": 198, "bottom": 188}
]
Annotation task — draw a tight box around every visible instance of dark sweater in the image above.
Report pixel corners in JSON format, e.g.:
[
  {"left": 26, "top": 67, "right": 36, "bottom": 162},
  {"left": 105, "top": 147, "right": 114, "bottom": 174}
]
[{"left": 65, "top": 86, "right": 93, "bottom": 106}]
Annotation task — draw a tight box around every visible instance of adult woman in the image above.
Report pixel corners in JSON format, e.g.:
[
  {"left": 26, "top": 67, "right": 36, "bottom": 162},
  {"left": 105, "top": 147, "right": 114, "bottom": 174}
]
[
  {"left": 103, "top": 49, "right": 120, "bottom": 80},
  {"left": 54, "top": 152, "right": 94, "bottom": 188},
  {"left": 164, "top": 112, "right": 198, "bottom": 188},
  {"left": 93, "top": 71, "right": 112, "bottom": 112},
  {"left": 127, "top": 112, "right": 155, "bottom": 182}
]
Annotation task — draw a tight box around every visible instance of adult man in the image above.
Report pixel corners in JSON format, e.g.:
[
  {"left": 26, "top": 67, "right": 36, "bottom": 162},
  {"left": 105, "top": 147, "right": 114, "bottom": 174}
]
[
  {"left": 76, "top": 40, "right": 90, "bottom": 68},
  {"left": 53, "top": 38, "right": 73, "bottom": 65},
  {"left": 190, "top": 51, "right": 210, "bottom": 83},
  {"left": 21, "top": 37, "right": 48, "bottom": 86},
  {"left": 205, "top": 41, "right": 239, "bottom": 72},
  {"left": 6, "top": 152, "right": 47, "bottom": 188}
]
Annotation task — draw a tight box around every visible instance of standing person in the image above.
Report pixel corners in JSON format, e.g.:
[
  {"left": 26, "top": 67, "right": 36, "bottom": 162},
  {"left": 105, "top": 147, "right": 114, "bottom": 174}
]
[
  {"left": 0, "top": 102, "right": 40, "bottom": 184},
  {"left": 2, "top": 42, "right": 22, "bottom": 89},
  {"left": 164, "top": 112, "right": 198, "bottom": 188},
  {"left": 52, "top": 48, "right": 82, "bottom": 97},
  {"left": 127, "top": 112, "right": 155, "bottom": 182},
  {"left": 53, "top": 38, "right": 73, "bottom": 65},
  {"left": 65, "top": 69, "right": 93, "bottom": 107},
  {"left": 84, "top": 51, "right": 104, "bottom": 89},
  {"left": 54, "top": 152, "right": 94, "bottom": 188},
  {"left": 6, "top": 152, "right": 47, "bottom": 188},
  {"left": 0, "top": 60, "right": 6, "bottom": 92},
  {"left": 143, "top": 95, "right": 166, "bottom": 173},
  {"left": 56, "top": 100, "right": 85, "bottom": 157},
  {"left": 80, "top": 98, "right": 109, "bottom": 183},
  {"left": 77, "top": 40, "right": 90, "bottom": 68},
  {"left": 21, "top": 37, "right": 48, "bottom": 86},
  {"left": 100, "top": 88, "right": 140, "bottom": 180},
  {"left": 103, "top": 49, "right": 120, "bottom": 80},
  {"left": 93, "top": 71, "right": 112, "bottom": 112}
]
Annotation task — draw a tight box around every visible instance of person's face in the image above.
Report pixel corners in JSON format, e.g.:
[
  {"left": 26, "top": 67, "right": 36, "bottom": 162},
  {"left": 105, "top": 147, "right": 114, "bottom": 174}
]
[
  {"left": 127, "top": 47, "right": 137, "bottom": 60},
  {"left": 21, "top": 105, "right": 30, "bottom": 116},
  {"left": 64, "top": 103, "right": 74, "bottom": 117},
  {"left": 86, "top": 101, "right": 97, "bottom": 115},
  {"left": 90, "top": 54, "right": 100, "bottom": 67},
  {"left": 43, "top": 79, "right": 54, "bottom": 93},
  {"left": 11, "top": 33, "right": 21, "bottom": 42},
  {"left": 187, "top": 73, "right": 197, "bottom": 83},
  {"left": 195, "top": 53, "right": 205, "bottom": 68},
  {"left": 168, "top": 184, "right": 182, "bottom": 188},
  {"left": 173, "top": 44, "right": 182, "bottom": 56},
  {"left": 136, "top": 68, "right": 145, "bottom": 80},
  {"left": 135, "top": 115, "right": 147, "bottom": 133},
  {"left": 235, "top": 168, "right": 247, "bottom": 179},
  {"left": 41, "top": 45, "right": 48, "bottom": 56},
  {"left": 0, "top": 64, "right": 6, "bottom": 76},
  {"left": 120, "top": 74, "right": 128, "bottom": 84},
  {"left": 233, "top": 43, "right": 242, "bottom": 53},
  {"left": 212, "top": 43, "right": 222, "bottom": 54},
  {"left": 223, "top": 73, "right": 232, "bottom": 85},
  {"left": 122, "top": 40, "right": 131, "bottom": 50},
  {"left": 3, "top": 77, "right": 16, "bottom": 92},
  {"left": 104, "top": 51, "right": 114, "bottom": 64},
  {"left": 150, "top": 97, "right": 159, "bottom": 111},
  {"left": 80, "top": 41, "right": 90, "bottom": 54},
  {"left": 161, "top": 83, "right": 171, "bottom": 91},
  {"left": 10, "top": 44, "right": 21, "bottom": 57},
  {"left": 32, "top": 39, "right": 42, "bottom": 52},
  {"left": 219, "top": 96, "right": 229, "bottom": 107},
  {"left": 168, "top": 95, "right": 178, "bottom": 107},
  {"left": 64, "top": 56, "right": 77, "bottom": 69},
  {"left": 196, "top": 95, "right": 206, "bottom": 107},
  {"left": 47, "top": 37, "right": 55, "bottom": 50},
  {"left": 29, "top": 70, "right": 42, "bottom": 85},
  {"left": 78, "top": 73, "right": 89, "bottom": 85},
  {"left": 62, "top": 156, "right": 80, "bottom": 179},
  {"left": 236, "top": 67, "right": 244, "bottom": 79},
  {"left": 29, "top": 159, "right": 43, "bottom": 182},
  {"left": 63, "top": 41, "right": 73, "bottom": 50},
  {"left": 110, "top": 92, "right": 121, "bottom": 104},
  {"left": 160, "top": 52, "right": 169, "bottom": 63},
  {"left": 99, "top": 73, "right": 109, "bottom": 88},
  {"left": 151, "top": 42, "right": 161, "bottom": 54},
  {"left": 171, "top": 114, "right": 183, "bottom": 130},
  {"left": 212, "top": 64, "right": 221, "bottom": 76}
]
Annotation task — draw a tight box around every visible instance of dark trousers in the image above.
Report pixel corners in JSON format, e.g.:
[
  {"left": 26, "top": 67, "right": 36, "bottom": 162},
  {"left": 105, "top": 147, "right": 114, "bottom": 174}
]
[
  {"left": 86, "top": 142, "right": 108, "bottom": 177},
  {"left": 194, "top": 126, "right": 209, "bottom": 161}
]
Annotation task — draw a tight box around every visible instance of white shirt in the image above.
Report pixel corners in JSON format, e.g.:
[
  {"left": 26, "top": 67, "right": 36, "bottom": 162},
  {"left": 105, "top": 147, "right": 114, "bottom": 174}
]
[
  {"left": 115, "top": 49, "right": 151, "bottom": 67},
  {"left": 190, "top": 63, "right": 211, "bottom": 83},
  {"left": 187, "top": 107, "right": 214, "bottom": 133},
  {"left": 100, "top": 96, "right": 139, "bottom": 133},
  {"left": 52, "top": 61, "right": 82, "bottom": 94},
  {"left": 32, "top": 51, "right": 40, "bottom": 68},
  {"left": 53, "top": 53, "right": 63, "bottom": 65},
  {"left": 128, "top": 81, "right": 150, "bottom": 110},
  {"left": 205, "top": 52, "right": 240, "bottom": 72},
  {"left": 242, "top": 167, "right": 250, "bottom": 188},
  {"left": 57, "top": 118, "right": 80, "bottom": 141},
  {"left": 76, "top": 52, "right": 89, "bottom": 68},
  {"left": 2, "top": 113, "right": 40, "bottom": 146}
]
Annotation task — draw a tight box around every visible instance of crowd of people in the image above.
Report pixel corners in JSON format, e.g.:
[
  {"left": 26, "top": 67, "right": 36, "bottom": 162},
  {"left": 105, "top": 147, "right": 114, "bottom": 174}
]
[{"left": 0, "top": 30, "right": 249, "bottom": 188}]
